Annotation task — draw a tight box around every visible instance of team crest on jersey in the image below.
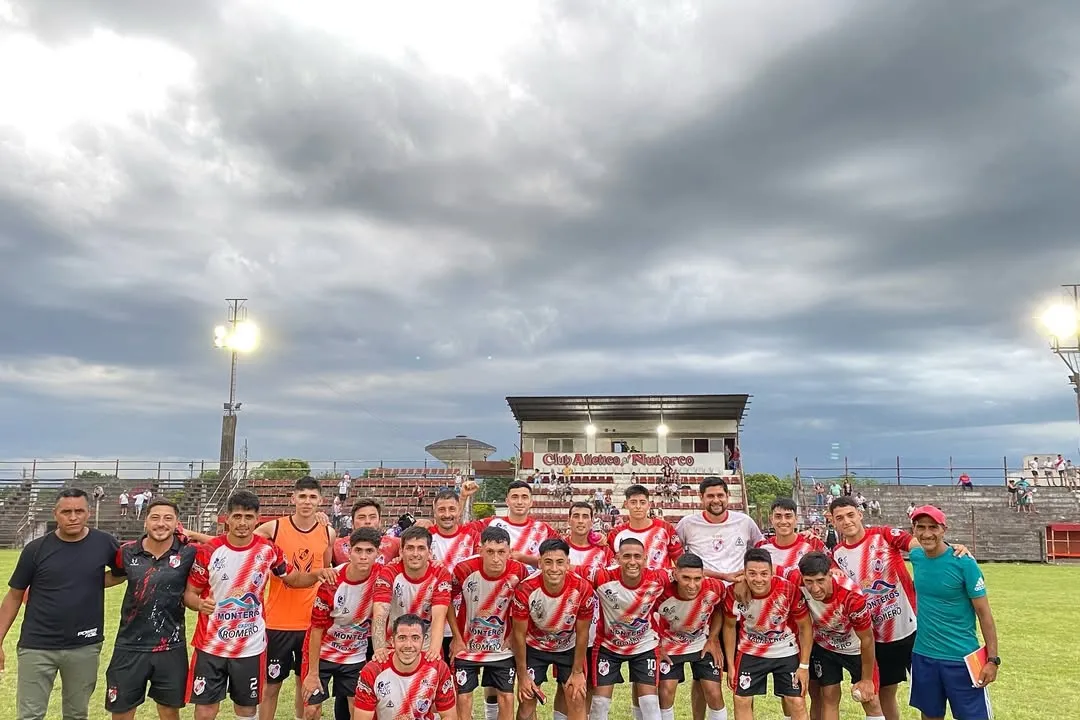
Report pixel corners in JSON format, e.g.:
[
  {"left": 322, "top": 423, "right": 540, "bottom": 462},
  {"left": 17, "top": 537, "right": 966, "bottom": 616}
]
[
  {"left": 530, "top": 598, "right": 545, "bottom": 616},
  {"left": 169, "top": 554, "right": 182, "bottom": 568},
  {"left": 597, "top": 659, "right": 610, "bottom": 676},
  {"left": 871, "top": 557, "right": 885, "bottom": 574},
  {"left": 528, "top": 667, "right": 536, "bottom": 680},
  {"left": 712, "top": 536, "right": 724, "bottom": 551},
  {"left": 813, "top": 661, "right": 823, "bottom": 678},
  {"left": 375, "top": 679, "right": 391, "bottom": 697},
  {"left": 456, "top": 669, "right": 468, "bottom": 688},
  {"left": 211, "top": 557, "right": 225, "bottom": 571},
  {"left": 336, "top": 592, "right": 347, "bottom": 608},
  {"left": 295, "top": 548, "right": 314, "bottom": 573},
  {"left": 738, "top": 673, "right": 751, "bottom": 690},
  {"left": 107, "top": 686, "right": 118, "bottom": 703},
  {"left": 193, "top": 677, "right": 206, "bottom": 695},
  {"left": 268, "top": 663, "right": 281, "bottom": 680},
  {"left": 252, "top": 572, "right": 264, "bottom": 588},
  {"left": 415, "top": 699, "right": 431, "bottom": 714},
  {"left": 650, "top": 549, "right": 663, "bottom": 563}
]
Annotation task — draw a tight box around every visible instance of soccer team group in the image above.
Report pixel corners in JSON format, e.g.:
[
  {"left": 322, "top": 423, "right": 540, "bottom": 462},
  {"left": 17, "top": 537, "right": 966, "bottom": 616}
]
[{"left": 5, "top": 475, "right": 1001, "bottom": 720}]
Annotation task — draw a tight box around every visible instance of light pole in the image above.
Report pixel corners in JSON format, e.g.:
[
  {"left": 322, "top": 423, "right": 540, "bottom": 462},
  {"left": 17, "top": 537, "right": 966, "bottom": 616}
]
[
  {"left": 214, "top": 299, "right": 259, "bottom": 488},
  {"left": 1038, "top": 284, "right": 1080, "bottom": 428}
]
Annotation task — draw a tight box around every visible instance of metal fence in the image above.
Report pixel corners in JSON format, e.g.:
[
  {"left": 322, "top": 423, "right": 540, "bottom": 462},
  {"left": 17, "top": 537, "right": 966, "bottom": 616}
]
[{"left": 793, "top": 456, "right": 1032, "bottom": 488}]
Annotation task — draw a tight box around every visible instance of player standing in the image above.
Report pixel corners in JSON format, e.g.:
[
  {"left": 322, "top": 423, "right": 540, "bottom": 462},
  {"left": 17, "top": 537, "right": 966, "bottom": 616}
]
[
  {"left": 511, "top": 538, "right": 594, "bottom": 720},
  {"left": 566, "top": 502, "right": 614, "bottom": 581},
  {"left": 353, "top": 613, "right": 458, "bottom": 720},
  {"left": 589, "top": 538, "right": 669, "bottom": 720},
  {"left": 333, "top": 499, "right": 400, "bottom": 566},
  {"left": 721, "top": 548, "right": 812, "bottom": 720},
  {"left": 183, "top": 490, "right": 336, "bottom": 720},
  {"left": 609, "top": 485, "right": 684, "bottom": 570},
  {"left": 300, "top": 527, "right": 382, "bottom": 720},
  {"left": 755, "top": 498, "right": 824, "bottom": 577},
  {"left": 371, "top": 525, "right": 451, "bottom": 662},
  {"left": 430, "top": 489, "right": 482, "bottom": 661},
  {"left": 789, "top": 552, "right": 881, "bottom": 720},
  {"left": 448, "top": 527, "right": 531, "bottom": 720},
  {"left": 105, "top": 499, "right": 197, "bottom": 720}
]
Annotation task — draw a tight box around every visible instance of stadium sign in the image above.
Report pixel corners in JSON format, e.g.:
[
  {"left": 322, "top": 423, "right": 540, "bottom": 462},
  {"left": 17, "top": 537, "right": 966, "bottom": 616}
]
[{"left": 524, "top": 452, "right": 730, "bottom": 471}]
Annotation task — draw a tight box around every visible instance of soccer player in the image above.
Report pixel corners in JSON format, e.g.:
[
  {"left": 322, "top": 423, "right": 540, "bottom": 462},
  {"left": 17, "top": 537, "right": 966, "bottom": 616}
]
[
  {"left": 333, "top": 499, "right": 400, "bottom": 566},
  {"left": 755, "top": 498, "right": 825, "bottom": 577},
  {"left": 589, "top": 537, "right": 669, "bottom": 720},
  {"left": 183, "top": 490, "right": 336, "bottom": 720},
  {"left": 449, "top": 527, "right": 531, "bottom": 720},
  {"left": 722, "top": 548, "right": 812, "bottom": 720},
  {"left": 907, "top": 507, "right": 999, "bottom": 720},
  {"left": 828, "top": 497, "right": 970, "bottom": 720},
  {"left": 511, "top": 538, "right": 594, "bottom": 720},
  {"left": 467, "top": 480, "right": 560, "bottom": 566},
  {"left": 257, "top": 476, "right": 336, "bottom": 720},
  {"left": 609, "top": 484, "right": 684, "bottom": 570},
  {"left": 656, "top": 553, "right": 726, "bottom": 720},
  {"left": 353, "top": 613, "right": 458, "bottom": 720},
  {"left": 789, "top": 552, "right": 881, "bottom": 720},
  {"left": 430, "top": 489, "right": 481, "bottom": 661},
  {"left": 301, "top": 527, "right": 382, "bottom": 720},
  {"left": 371, "top": 525, "right": 451, "bottom": 662},
  {"left": 566, "top": 502, "right": 614, "bottom": 581},
  {"left": 105, "top": 498, "right": 197, "bottom": 720}
]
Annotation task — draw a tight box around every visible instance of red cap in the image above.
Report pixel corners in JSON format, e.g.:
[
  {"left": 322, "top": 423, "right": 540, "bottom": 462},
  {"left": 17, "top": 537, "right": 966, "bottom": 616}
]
[{"left": 910, "top": 505, "right": 947, "bottom": 527}]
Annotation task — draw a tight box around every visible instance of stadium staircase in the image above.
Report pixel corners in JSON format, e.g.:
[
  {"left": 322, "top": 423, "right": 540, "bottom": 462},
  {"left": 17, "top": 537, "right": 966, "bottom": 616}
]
[{"left": 797, "top": 484, "right": 1080, "bottom": 562}]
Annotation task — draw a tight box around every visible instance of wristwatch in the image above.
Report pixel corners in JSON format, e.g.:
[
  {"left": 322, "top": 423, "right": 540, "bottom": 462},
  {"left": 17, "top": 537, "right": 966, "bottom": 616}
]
[{"left": 987, "top": 656, "right": 1001, "bottom": 666}]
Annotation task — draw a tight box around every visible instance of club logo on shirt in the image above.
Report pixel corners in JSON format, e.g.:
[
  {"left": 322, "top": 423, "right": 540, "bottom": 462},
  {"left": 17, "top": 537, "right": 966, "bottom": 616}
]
[
  {"left": 169, "top": 554, "right": 182, "bottom": 568},
  {"left": 415, "top": 699, "right": 431, "bottom": 714},
  {"left": 712, "top": 536, "right": 725, "bottom": 551},
  {"left": 871, "top": 557, "right": 885, "bottom": 574},
  {"left": 597, "top": 659, "right": 610, "bottom": 676},
  {"left": 375, "top": 680, "right": 391, "bottom": 697},
  {"left": 107, "top": 686, "right": 118, "bottom": 703}
]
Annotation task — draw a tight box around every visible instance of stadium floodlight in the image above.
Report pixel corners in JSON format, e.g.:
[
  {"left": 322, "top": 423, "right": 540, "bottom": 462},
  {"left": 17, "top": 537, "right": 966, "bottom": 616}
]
[
  {"left": 214, "top": 299, "right": 256, "bottom": 496},
  {"left": 656, "top": 423, "right": 669, "bottom": 436},
  {"left": 1040, "top": 303, "right": 1078, "bottom": 341},
  {"left": 213, "top": 320, "right": 259, "bottom": 352},
  {"left": 1038, "top": 285, "right": 1080, "bottom": 431},
  {"left": 585, "top": 423, "right": 597, "bottom": 436}
]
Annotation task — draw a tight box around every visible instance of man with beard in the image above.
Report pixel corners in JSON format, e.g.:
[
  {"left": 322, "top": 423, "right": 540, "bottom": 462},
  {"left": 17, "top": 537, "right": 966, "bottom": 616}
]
[
  {"left": 588, "top": 538, "right": 669, "bottom": 720},
  {"left": 429, "top": 489, "right": 481, "bottom": 662},
  {"left": 449, "top": 527, "right": 530, "bottom": 720},
  {"left": 755, "top": 499, "right": 825, "bottom": 578},
  {"left": 353, "top": 614, "right": 458, "bottom": 720},
  {"left": 656, "top": 554, "right": 726, "bottom": 720},
  {"left": 333, "top": 499, "right": 400, "bottom": 566},
  {"left": 301, "top": 528, "right": 382, "bottom": 720},
  {"left": 105, "top": 498, "right": 197, "bottom": 720},
  {"left": 511, "top": 538, "right": 594, "bottom": 720}
]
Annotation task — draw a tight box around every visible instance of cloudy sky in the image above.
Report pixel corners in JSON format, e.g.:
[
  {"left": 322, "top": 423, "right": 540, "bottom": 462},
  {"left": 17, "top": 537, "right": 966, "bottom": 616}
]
[{"left": 2, "top": 0, "right": 1080, "bottom": 481}]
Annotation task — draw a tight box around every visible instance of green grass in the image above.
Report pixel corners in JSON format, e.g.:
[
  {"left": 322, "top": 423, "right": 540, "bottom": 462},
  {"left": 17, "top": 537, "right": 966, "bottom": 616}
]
[{"left": 0, "top": 551, "right": 1075, "bottom": 719}]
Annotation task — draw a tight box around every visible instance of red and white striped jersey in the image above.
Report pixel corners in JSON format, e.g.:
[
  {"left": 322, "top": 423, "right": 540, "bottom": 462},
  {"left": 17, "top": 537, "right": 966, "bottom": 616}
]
[
  {"left": 189, "top": 535, "right": 291, "bottom": 658},
  {"left": 755, "top": 534, "right": 826, "bottom": 577},
  {"left": 451, "top": 557, "right": 530, "bottom": 662},
  {"left": 431, "top": 525, "right": 481, "bottom": 639},
  {"left": 470, "top": 516, "right": 559, "bottom": 564},
  {"left": 608, "top": 519, "right": 683, "bottom": 569},
  {"left": 829, "top": 526, "right": 916, "bottom": 643},
  {"left": 510, "top": 571, "right": 595, "bottom": 653},
  {"left": 333, "top": 535, "right": 399, "bottom": 567},
  {"left": 787, "top": 569, "right": 871, "bottom": 655},
  {"left": 309, "top": 564, "right": 378, "bottom": 665},
  {"left": 655, "top": 577, "right": 726, "bottom": 656},
  {"left": 568, "top": 541, "right": 613, "bottom": 583},
  {"left": 722, "top": 576, "right": 808, "bottom": 659},
  {"left": 592, "top": 566, "right": 668, "bottom": 655},
  {"left": 353, "top": 655, "right": 456, "bottom": 720},
  {"left": 373, "top": 560, "right": 452, "bottom": 647}
]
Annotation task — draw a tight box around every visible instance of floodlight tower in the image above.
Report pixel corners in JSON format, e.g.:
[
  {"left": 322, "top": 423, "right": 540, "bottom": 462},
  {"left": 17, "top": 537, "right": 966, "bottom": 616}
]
[
  {"left": 1038, "top": 284, "right": 1080, "bottom": 427},
  {"left": 214, "top": 299, "right": 259, "bottom": 485}
]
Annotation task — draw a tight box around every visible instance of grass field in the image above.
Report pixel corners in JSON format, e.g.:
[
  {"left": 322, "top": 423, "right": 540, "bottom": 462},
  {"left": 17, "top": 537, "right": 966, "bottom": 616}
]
[{"left": 0, "top": 551, "right": 1075, "bottom": 719}]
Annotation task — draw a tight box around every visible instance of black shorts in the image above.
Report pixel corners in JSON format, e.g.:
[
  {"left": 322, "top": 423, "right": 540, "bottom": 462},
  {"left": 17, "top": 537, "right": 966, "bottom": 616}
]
[
  {"left": 592, "top": 646, "right": 658, "bottom": 687},
  {"left": 315, "top": 659, "right": 363, "bottom": 698},
  {"left": 526, "top": 647, "right": 576, "bottom": 685},
  {"left": 105, "top": 646, "right": 188, "bottom": 712},
  {"left": 875, "top": 632, "right": 915, "bottom": 687},
  {"left": 659, "top": 651, "right": 722, "bottom": 683},
  {"left": 186, "top": 649, "right": 265, "bottom": 707},
  {"left": 266, "top": 629, "right": 306, "bottom": 683},
  {"left": 442, "top": 636, "right": 453, "bottom": 665},
  {"left": 732, "top": 653, "right": 801, "bottom": 697},
  {"left": 453, "top": 658, "right": 515, "bottom": 694},
  {"left": 810, "top": 645, "right": 879, "bottom": 690}
]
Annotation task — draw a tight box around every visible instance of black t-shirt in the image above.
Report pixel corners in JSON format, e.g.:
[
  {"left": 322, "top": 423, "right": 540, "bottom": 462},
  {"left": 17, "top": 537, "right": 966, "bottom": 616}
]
[
  {"left": 113, "top": 536, "right": 198, "bottom": 652},
  {"left": 9, "top": 528, "right": 121, "bottom": 650}
]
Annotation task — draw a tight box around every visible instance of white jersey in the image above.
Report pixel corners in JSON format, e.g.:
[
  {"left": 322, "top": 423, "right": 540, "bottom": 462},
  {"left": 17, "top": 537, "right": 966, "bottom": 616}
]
[{"left": 675, "top": 511, "right": 764, "bottom": 579}]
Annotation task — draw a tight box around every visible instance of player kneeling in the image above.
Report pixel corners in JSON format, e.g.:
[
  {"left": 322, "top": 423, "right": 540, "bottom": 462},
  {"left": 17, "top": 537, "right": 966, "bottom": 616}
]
[
  {"left": 656, "top": 553, "right": 728, "bottom": 720},
  {"left": 790, "top": 552, "right": 882, "bottom": 720},
  {"left": 722, "top": 548, "right": 813, "bottom": 720},
  {"left": 510, "top": 538, "right": 593, "bottom": 720},
  {"left": 301, "top": 528, "right": 382, "bottom": 720}
]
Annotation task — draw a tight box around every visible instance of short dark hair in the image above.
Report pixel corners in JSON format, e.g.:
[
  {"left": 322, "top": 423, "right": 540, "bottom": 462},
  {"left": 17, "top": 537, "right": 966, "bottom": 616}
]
[
  {"left": 744, "top": 547, "right": 772, "bottom": 566},
  {"left": 770, "top": 497, "right": 798, "bottom": 514},
  {"left": 57, "top": 488, "right": 89, "bottom": 503},
  {"left": 480, "top": 526, "right": 511, "bottom": 546},
  {"left": 618, "top": 537, "right": 645, "bottom": 551},
  {"left": 433, "top": 490, "right": 460, "bottom": 505},
  {"left": 146, "top": 498, "right": 179, "bottom": 516},
  {"left": 624, "top": 484, "right": 650, "bottom": 500},
  {"left": 506, "top": 481, "right": 532, "bottom": 495},
  {"left": 568, "top": 501, "right": 593, "bottom": 516},
  {"left": 392, "top": 613, "right": 426, "bottom": 635},
  {"left": 797, "top": 551, "right": 831, "bottom": 577},
  {"left": 539, "top": 538, "right": 570, "bottom": 557},
  {"left": 699, "top": 477, "right": 729, "bottom": 495},
  {"left": 675, "top": 552, "right": 704, "bottom": 570},
  {"left": 400, "top": 525, "right": 432, "bottom": 547},
  {"left": 226, "top": 490, "right": 260, "bottom": 513},
  {"left": 349, "top": 527, "right": 383, "bottom": 549},
  {"left": 352, "top": 498, "right": 382, "bottom": 517},
  {"left": 829, "top": 496, "right": 859, "bottom": 513},
  {"left": 294, "top": 476, "right": 321, "bottom": 492}
]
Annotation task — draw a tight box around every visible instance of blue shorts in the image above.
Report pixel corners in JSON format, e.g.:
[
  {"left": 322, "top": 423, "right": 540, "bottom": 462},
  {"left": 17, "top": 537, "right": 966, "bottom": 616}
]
[{"left": 910, "top": 653, "right": 993, "bottom": 720}]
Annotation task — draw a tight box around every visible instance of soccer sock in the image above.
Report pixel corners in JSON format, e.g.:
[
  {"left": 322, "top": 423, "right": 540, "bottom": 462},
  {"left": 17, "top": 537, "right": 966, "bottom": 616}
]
[
  {"left": 553, "top": 712, "right": 568, "bottom": 720},
  {"left": 707, "top": 709, "right": 728, "bottom": 720},
  {"left": 638, "top": 694, "right": 662, "bottom": 720},
  {"left": 590, "top": 696, "right": 612, "bottom": 720},
  {"left": 661, "top": 708, "right": 676, "bottom": 720},
  {"left": 485, "top": 695, "right": 499, "bottom": 720},
  {"left": 865, "top": 717, "right": 885, "bottom": 720},
  {"left": 632, "top": 703, "right": 643, "bottom": 720}
]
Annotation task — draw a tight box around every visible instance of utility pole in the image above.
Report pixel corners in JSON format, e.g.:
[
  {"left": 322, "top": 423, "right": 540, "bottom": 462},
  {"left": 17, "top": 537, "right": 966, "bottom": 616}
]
[
  {"left": 1047, "top": 285, "right": 1080, "bottom": 430},
  {"left": 218, "top": 298, "right": 248, "bottom": 490}
]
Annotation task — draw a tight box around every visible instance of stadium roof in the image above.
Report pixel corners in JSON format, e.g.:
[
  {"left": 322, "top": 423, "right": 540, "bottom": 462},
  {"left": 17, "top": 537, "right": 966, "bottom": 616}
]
[{"left": 505, "top": 394, "right": 751, "bottom": 423}]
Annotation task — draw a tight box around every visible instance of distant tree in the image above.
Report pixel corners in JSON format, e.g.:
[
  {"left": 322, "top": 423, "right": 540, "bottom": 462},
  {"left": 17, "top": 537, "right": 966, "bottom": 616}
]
[
  {"left": 743, "top": 473, "right": 795, "bottom": 525},
  {"left": 77, "top": 470, "right": 110, "bottom": 480},
  {"left": 471, "top": 502, "right": 495, "bottom": 520},
  {"left": 249, "top": 458, "right": 311, "bottom": 481},
  {"left": 198, "top": 470, "right": 220, "bottom": 480},
  {"left": 477, "top": 477, "right": 514, "bottom": 503}
]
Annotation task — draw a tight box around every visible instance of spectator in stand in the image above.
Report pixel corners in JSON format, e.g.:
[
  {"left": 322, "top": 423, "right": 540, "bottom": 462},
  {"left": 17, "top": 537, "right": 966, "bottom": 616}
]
[
  {"left": 1041, "top": 457, "right": 1054, "bottom": 483},
  {"left": 1016, "top": 480, "right": 1037, "bottom": 514},
  {"left": 1054, "top": 455, "right": 1066, "bottom": 485},
  {"left": 868, "top": 498, "right": 881, "bottom": 517},
  {"left": 414, "top": 484, "right": 424, "bottom": 510},
  {"left": 119, "top": 490, "right": 130, "bottom": 517},
  {"left": 1067, "top": 459, "right": 1077, "bottom": 487},
  {"left": 1027, "top": 457, "right": 1039, "bottom": 483},
  {"left": 814, "top": 482, "right": 826, "bottom": 507},
  {"left": 332, "top": 496, "right": 342, "bottom": 526},
  {"left": 338, "top": 472, "right": 351, "bottom": 501},
  {"left": 1005, "top": 478, "right": 1018, "bottom": 508},
  {"left": 958, "top": 472, "right": 973, "bottom": 491},
  {"left": 907, "top": 502, "right": 917, "bottom": 518},
  {"left": 854, "top": 491, "right": 868, "bottom": 511},
  {"left": 829, "top": 481, "right": 842, "bottom": 498},
  {"left": 842, "top": 480, "right": 854, "bottom": 497},
  {"left": 133, "top": 490, "right": 147, "bottom": 520},
  {"left": 593, "top": 488, "right": 605, "bottom": 513}
]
